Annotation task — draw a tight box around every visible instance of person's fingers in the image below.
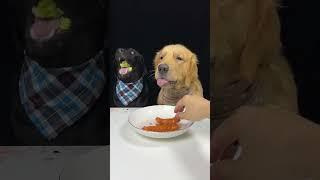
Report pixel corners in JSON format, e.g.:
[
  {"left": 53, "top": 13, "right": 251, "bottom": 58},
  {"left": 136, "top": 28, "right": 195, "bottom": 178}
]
[
  {"left": 212, "top": 115, "right": 241, "bottom": 162},
  {"left": 174, "top": 98, "right": 186, "bottom": 113},
  {"left": 176, "top": 112, "right": 188, "bottom": 120},
  {"left": 212, "top": 160, "right": 246, "bottom": 180},
  {"left": 174, "top": 105, "right": 185, "bottom": 114}
]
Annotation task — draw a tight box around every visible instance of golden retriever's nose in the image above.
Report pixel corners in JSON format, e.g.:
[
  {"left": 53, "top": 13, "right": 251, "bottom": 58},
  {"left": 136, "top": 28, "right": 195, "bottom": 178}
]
[{"left": 158, "top": 64, "right": 169, "bottom": 75}]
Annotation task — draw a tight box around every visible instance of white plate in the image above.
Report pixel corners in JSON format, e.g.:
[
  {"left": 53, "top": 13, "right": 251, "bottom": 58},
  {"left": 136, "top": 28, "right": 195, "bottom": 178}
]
[{"left": 128, "top": 105, "right": 193, "bottom": 138}]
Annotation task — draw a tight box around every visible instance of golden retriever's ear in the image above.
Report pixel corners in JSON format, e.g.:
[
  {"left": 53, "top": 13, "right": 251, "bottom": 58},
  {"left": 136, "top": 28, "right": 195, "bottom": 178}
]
[
  {"left": 184, "top": 54, "right": 199, "bottom": 87},
  {"left": 153, "top": 50, "right": 162, "bottom": 69},
  {"left": 239, "top": 0, "right": 281, "bottom": 83}
]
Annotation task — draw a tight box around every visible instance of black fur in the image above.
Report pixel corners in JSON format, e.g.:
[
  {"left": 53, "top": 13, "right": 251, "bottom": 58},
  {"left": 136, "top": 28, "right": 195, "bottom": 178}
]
[
  {"left": 112, "top": 48, "right": 152, "bottom": 107},
  {"left": 8, "top": 0, "right": 109, "bottom": 146}
]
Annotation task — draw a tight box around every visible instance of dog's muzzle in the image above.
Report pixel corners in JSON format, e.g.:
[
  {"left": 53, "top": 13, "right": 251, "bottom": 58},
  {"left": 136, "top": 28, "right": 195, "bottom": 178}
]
[{"left": 158, "top": 63, "right": 169, "bottom": 75}]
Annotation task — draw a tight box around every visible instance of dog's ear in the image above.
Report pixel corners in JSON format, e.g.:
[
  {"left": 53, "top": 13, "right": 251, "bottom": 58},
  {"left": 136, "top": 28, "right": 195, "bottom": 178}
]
[
  {"left": 153, "top": 49, "right": 162, "bottom": 69},
  {"left": 184, "top": 54, "right": 199, "bottom": 87},
  {"left": 239, "top": 0, "right": 281, "bottom": 83}
]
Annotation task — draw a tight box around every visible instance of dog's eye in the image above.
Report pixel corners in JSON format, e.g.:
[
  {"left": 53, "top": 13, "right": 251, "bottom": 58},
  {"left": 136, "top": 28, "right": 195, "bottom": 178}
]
[
  {"left": 160, "top": 56, "right": 164, "bottom": 60},
  {"left": 176, "top": 57, "right": 183, "bottom": 61},
  {"left": 131, "top": 51, "right": 135, "bottom": 55}
]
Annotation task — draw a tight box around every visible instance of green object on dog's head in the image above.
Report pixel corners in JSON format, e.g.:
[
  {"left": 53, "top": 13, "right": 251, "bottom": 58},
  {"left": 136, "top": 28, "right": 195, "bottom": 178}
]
[
  {"left": 120, "top": 61, "right": 133, "bottom": 72},
  {"left": 33, "top": 0, "right": 64, "bottom": 18}
]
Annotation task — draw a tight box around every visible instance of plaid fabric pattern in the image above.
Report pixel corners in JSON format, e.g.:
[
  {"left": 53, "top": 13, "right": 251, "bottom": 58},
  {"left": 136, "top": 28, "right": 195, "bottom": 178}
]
[
  {"left": 116, "top": 79, "right": 143, "bottom": 106},
  {"left": 19, "top": 51, "right": 105, "bottom": 140}
]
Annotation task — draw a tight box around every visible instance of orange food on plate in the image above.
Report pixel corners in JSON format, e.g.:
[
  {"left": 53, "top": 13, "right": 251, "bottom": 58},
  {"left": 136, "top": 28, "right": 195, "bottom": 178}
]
[
  {"left": 155, "top": 117, "right": 180, "bottom": 125},
  {"left": 143, "top": 116, "right": 180, "bottom": 132},
  {"left": 142, "top": 124, "right": 179, "bottom": 132}
]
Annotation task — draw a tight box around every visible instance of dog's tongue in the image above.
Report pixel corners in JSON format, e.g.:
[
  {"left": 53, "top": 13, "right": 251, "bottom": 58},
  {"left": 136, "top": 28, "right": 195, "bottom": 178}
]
[
  {"left": 30, "top": 19, "right": 59, "bottom": 41},
  {"left": 157, "top": 79, "right": 169, "bottom": 87},
  {"left": 119, "top": 68, "right": 129, "bottom": 75}
]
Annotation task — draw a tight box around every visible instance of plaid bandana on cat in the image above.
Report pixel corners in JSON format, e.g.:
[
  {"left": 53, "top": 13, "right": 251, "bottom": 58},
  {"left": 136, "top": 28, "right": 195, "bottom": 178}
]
[
  {"left": 19, "top": 51, "right": 105, "bottom": 140},
  {"left": 116, "top": 79, "right": 143, "bottom": 106}
]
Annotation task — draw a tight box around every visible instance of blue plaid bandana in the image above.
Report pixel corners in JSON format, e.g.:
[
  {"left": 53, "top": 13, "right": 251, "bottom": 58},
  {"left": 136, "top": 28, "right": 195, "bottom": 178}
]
[
  {"left": 19, "top": 51, "right": 105, "bottom": 140},
  {"left": 116, "top": 79, "right": 143, "bottom": 106}
]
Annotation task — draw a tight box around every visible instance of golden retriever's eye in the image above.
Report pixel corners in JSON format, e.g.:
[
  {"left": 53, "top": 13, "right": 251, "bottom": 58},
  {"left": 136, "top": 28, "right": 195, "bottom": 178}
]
[
  {"left": 160, "top": 56, "right": 164, "bottom": 60},
  {"left": 176, "top": 57, "right": 183, "bottom": 61}
]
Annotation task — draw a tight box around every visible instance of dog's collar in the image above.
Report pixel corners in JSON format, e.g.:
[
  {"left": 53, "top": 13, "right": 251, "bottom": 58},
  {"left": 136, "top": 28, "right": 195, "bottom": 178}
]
[
  {"left": 117, "top": 78, "right": 143, "bottom": 85},
  {"left": 159, "top": 87, "right": 191, "bottom": 105},
  {"left": 212, "top": 80, "right": 258, "bottom": 120},
  {"left": 116, "top": 78, "right": 144, "bottom": 106}
]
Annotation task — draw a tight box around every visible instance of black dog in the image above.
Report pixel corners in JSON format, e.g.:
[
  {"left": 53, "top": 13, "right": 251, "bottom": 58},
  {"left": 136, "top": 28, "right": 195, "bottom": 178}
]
[
  {"left": 8, "top": 0, "right": 108, "bottom": 146},
  {"left": 112, "top": 48, "right": 152, "bottom": 107}
]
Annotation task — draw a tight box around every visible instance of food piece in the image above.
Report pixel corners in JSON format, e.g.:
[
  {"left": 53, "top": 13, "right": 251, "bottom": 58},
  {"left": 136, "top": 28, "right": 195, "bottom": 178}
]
[
  {"left": 59, "top": 17, "right": 72, "bottom": 30},
  {"left": 30, "top": 0, "right": 72, "bottom": 41},
  {"left": 142, "top": 116, "right": 181, "bottom": 132},
  {"left": 119, "top": 61, "right": 133, "bottom": 75},
  {"left": 142, "top": 124, "right": 179, "bottom": 132},
  {"left": 155, "top": 117, "right": 180, "bottom": 125},
  {"left": 32, "top": 0, "right": 64, "bottom": 19},
  {"left": 120, "top": 61, "right": 131, "bottom": 68}
]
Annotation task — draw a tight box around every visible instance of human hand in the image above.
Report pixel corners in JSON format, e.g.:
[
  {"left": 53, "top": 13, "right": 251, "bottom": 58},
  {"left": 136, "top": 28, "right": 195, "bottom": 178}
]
[
  {"left": 174, "top": 95, "right": 210, "bottom": 121},
  {"left": 212, "top": 106, "right": 320, "bottom": 180}
]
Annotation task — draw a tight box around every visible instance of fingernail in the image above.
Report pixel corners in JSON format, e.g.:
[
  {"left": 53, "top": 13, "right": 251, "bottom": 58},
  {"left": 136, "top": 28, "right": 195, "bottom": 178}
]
[{"left": 175, "top": 113, "right": 180, "bottom": 118}]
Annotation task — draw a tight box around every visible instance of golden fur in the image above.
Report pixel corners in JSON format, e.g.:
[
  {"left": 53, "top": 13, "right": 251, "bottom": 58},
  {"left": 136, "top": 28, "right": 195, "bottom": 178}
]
[
  {"left": 154, "top": 44, "right": 203, "bottom": 105},
  {"left": 211, "top": 0, "right": 298, "bottom": 125}
]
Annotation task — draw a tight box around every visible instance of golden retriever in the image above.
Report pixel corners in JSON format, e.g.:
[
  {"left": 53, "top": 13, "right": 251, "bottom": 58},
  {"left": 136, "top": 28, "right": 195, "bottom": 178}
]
[
  {"left": 211, "top": 0, "right": 298, "bottom": 127},
  {"left": 154, "top": 44, "right": 203, "bottom": 105}
]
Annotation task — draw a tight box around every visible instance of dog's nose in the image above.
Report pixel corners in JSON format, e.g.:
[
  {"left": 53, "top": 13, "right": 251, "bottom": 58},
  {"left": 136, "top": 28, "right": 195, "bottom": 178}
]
[{"left": 158, "top": 64, "right": 169, "bottom": 74}]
